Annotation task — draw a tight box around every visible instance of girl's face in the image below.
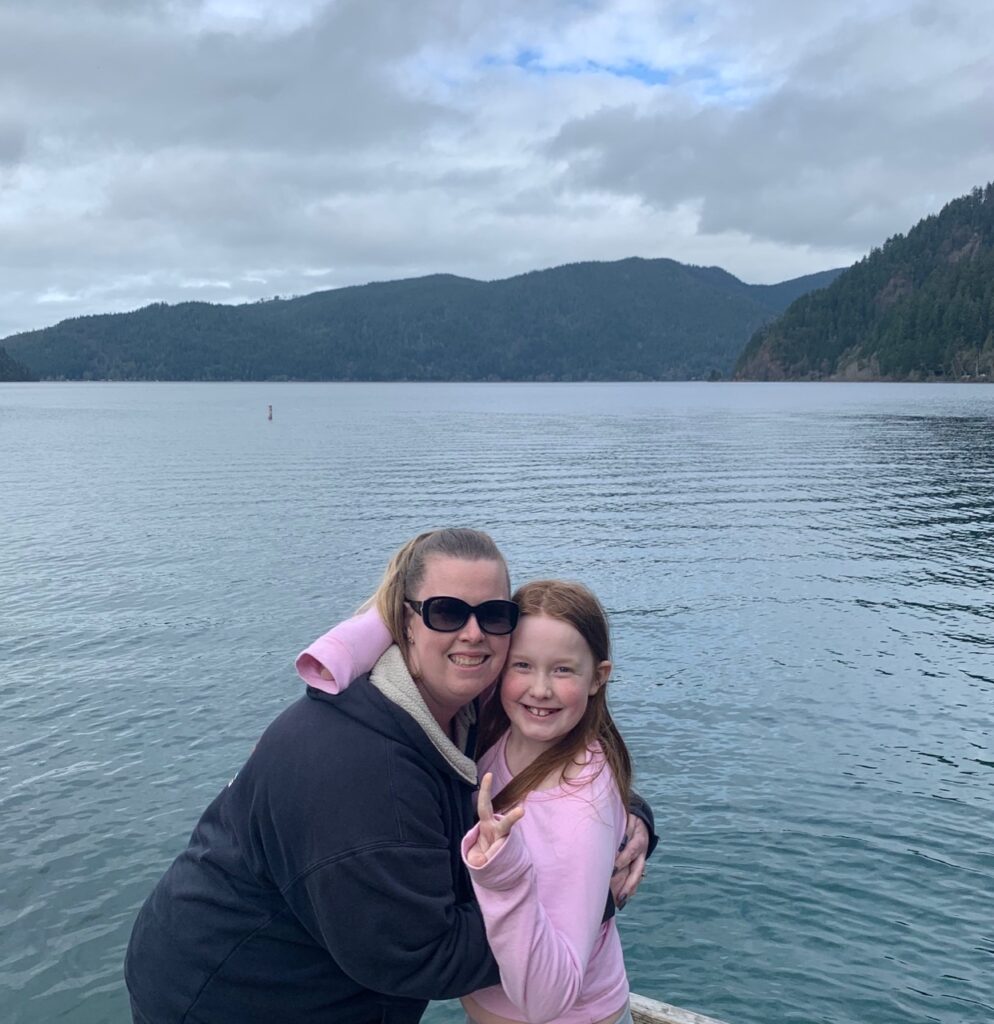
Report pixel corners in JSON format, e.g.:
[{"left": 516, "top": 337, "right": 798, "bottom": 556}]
[
  {"left": 406, "top": 555, "right": 511, "bottom": 728},
  {"left": 500, "top": 613, "right": 611, "bottom": 762}
]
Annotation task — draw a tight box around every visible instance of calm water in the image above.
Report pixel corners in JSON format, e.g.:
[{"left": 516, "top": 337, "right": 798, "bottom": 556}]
[{"left": 2, "top": 382, "right": 992, "bottom": 1024}]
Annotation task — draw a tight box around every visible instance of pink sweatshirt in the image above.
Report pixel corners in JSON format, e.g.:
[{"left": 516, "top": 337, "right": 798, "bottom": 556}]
[
  {"left": 295, "top": 607, "right": 391, "bottom": 695},
  {"left": 461, "top": 733, "right": 628, "bottom": 1024},
  {"left": 296, "top": 614, "right": 629, "bottom": 1023}
]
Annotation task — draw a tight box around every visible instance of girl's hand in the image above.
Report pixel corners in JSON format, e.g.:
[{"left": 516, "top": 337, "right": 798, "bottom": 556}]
[{"left": 467, "top": 772, "right": 524, "bottom": 867}]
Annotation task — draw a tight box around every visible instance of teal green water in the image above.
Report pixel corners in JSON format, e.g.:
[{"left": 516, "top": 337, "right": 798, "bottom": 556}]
[{"left": 2, "top": 382, "right": 992, "bottom": 1024}]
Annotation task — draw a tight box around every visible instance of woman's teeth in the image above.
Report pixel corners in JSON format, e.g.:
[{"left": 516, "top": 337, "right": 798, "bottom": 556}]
[{"left": 450, "top": 654, "right": 486, "bottom": 666}]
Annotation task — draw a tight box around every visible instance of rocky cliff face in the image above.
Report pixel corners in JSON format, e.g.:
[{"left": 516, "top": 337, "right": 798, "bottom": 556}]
[{"left": 733, "top": 340, "right": 793, "bottom": 381}]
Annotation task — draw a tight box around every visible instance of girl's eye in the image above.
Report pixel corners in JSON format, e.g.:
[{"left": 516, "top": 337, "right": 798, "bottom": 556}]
[
  {"left": 511, "top": 660, "right": 530, "bottom": 670},
  {"left": 554, "top": 666, "right": 574, "bottom": 675}
]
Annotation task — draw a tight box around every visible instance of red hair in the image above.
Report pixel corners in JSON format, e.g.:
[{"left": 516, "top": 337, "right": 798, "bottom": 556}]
[{"left": 476, "top": 579, "right": 632, "bottom": 812}]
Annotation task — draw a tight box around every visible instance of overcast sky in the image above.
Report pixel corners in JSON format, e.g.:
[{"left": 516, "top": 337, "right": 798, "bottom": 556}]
[{"left": 1, "top": 0, "right": 992, "bottom": 338}]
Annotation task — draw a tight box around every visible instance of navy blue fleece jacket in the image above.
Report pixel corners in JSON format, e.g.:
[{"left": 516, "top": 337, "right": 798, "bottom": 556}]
[{"left": 125, "top": 654, "right": 500, "bottom": 1024}]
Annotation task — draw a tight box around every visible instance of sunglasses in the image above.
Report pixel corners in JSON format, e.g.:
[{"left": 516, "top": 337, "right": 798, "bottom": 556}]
[{"left": 405, "top": 596, "right": 519, "bottom": 636}]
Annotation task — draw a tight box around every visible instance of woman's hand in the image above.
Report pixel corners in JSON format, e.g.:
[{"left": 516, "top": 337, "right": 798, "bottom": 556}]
[
  {"left": 611, "top": 814, "right": 649, "bottom": 907},
  {"left": 466, "top": 772, "right": 525, "bottom": 868}
]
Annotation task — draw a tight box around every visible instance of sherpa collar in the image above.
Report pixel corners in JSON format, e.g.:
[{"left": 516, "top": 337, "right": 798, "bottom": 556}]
[{"left": 369, "top": 645, "right": 478, "bottom": 785}]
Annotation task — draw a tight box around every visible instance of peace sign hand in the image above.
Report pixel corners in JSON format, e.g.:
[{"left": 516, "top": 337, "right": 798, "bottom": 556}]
[{"left": 466, "top": 772, "right": 525, "bottom": 868}]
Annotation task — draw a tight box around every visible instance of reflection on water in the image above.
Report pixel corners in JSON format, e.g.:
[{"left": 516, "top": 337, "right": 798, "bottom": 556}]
[{"left": 1, "top": 382, "right": 992, "bottom": 1024}]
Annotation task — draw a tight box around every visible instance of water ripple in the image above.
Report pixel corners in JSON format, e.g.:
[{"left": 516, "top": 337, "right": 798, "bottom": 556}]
[{"left": 2, "top": 382, "right": 993, "bottom": 1024}]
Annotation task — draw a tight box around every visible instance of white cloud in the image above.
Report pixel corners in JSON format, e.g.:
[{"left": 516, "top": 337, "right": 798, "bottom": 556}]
[{"left": 0, "top": 0, "right": 991, "bottom": 338}]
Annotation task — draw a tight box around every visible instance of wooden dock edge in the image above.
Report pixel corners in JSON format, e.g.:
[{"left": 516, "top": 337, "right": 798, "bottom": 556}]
[{"left": 630, "top": 992, "right": 730, "bottom": 1024}]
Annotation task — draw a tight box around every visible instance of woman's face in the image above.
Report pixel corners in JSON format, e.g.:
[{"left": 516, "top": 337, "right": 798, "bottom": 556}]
[{"left": 406, "top": 555, "right": 511, "bottom": 728}]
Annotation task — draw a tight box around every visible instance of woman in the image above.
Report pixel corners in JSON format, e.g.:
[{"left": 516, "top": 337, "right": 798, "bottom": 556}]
[{"left": 125, "top": 528, "right": 651, "bottom": 1024}]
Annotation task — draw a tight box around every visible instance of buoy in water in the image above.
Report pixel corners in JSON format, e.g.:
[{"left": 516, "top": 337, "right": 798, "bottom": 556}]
[{"left": 267, "top": 404, "right": 273, "bottom": 421}]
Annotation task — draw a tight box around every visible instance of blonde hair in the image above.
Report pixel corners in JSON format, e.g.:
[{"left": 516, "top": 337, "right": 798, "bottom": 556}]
[
  {"left": 372, "top": 528, "right": 510, "bottom": 671},
  {"left": 476, "top": 579, "right": 632, "bottom": 812}
]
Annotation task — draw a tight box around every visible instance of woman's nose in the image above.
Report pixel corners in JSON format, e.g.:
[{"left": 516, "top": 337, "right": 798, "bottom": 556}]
[{"left": 459, "top": 613, "right": 485, "bottom": 642}]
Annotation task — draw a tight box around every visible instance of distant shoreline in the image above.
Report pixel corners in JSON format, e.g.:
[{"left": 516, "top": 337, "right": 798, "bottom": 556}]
[{"left": 7, "top": 376, "right": 992, "bottom": 386}]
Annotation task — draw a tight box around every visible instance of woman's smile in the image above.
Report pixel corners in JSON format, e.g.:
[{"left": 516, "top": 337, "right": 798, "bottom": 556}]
[{"left": 449, "top": 652, "right": 490, "bottom": 668}]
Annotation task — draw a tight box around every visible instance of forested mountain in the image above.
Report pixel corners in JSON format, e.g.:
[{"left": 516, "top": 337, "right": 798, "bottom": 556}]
[
  {"left": 736, "top": 184, "right": 994, "bottom": 381},
  {"left": 0, "top": 344, "right": 35, "bottom": 381},
  {"left": 4, "top": 259, "right": 841, "bottom": 382}
]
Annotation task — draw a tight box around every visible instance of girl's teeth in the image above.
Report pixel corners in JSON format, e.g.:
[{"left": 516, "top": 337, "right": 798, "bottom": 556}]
[{"left": 526, "top": 706, "right": 555, "bottom": 717}]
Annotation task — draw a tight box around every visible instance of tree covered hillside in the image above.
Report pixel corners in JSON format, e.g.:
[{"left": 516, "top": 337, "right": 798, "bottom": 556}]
[
  {"left": 736, "top": 184, "right": 994, "bottom": 381},
  {"left": 5, "top": 258, "right": 840, "bottom": 382},
  {"left": 0, "top": 345, "right": 35, "bottom": 381}
]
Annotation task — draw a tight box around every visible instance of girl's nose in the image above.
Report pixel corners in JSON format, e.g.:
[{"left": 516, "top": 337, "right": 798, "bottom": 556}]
[{"left": 529, "top": 674, "right": 553, "bottom": 698}]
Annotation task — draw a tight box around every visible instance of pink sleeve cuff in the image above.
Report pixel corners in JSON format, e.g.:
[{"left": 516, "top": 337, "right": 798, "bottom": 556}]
[
  {"left": 461, "top": 821, "right": 529, "bottom": 888},
  {"left": 295, "top": 606, "right": 392, "bottom": 694}
]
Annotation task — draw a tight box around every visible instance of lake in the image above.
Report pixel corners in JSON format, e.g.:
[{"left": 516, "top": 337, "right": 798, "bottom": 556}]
[{"left": 1, "top": 381, "right": 992, "bottom": 1024}]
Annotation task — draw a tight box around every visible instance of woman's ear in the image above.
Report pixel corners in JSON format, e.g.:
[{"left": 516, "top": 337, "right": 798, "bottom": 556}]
[
  {"left": 590, "top": 660, "right": 612, "bottom": 694},
  {"left": 403, "top": 602, "right": 417, "bottom": 645}
]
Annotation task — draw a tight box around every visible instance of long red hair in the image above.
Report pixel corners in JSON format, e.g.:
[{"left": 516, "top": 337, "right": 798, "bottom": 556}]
[{"left": 476, "top": 579, "right": 632, "bottom": 812}]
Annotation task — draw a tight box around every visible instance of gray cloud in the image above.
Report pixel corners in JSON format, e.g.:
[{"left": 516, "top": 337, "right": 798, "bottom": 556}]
[
  {"left": 549, "top": 2, "right": 994, "bottom": 249},
  {"left": 0, "top": 2, "right": 455, "bottom": 155},
  {"left": 0, "top": 119, "right": 26, "bottom": 164},
  {"left": 0, "top": 0, "right": 990, "bottom": 338}
]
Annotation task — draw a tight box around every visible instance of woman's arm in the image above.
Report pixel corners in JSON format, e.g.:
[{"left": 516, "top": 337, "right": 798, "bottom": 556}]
[
  {"left": 289, "top": 843, "right": 501, "bottom": 1000},
  {"left": 275, "top": 739, "right": 501, "bottom": 1000},
  {"left": 613, "top": 795, "right": 657, "bottom": 907},
  {"left": 462, "top": 771, "right": 623, "bottom": 1023}
]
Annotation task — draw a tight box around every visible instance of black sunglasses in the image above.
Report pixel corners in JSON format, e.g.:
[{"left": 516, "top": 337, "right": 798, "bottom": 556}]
[{"left": 405, "top": 596, "right": 519, "bottom": 636}]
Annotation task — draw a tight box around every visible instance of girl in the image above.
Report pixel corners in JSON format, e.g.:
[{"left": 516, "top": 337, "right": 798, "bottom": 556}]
[
  {"left": 299, "top": 578, "right": 635, "bottom": 1024},
  {"left": 459, "top": 580, "right": 632, "bottom": 1024}
]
